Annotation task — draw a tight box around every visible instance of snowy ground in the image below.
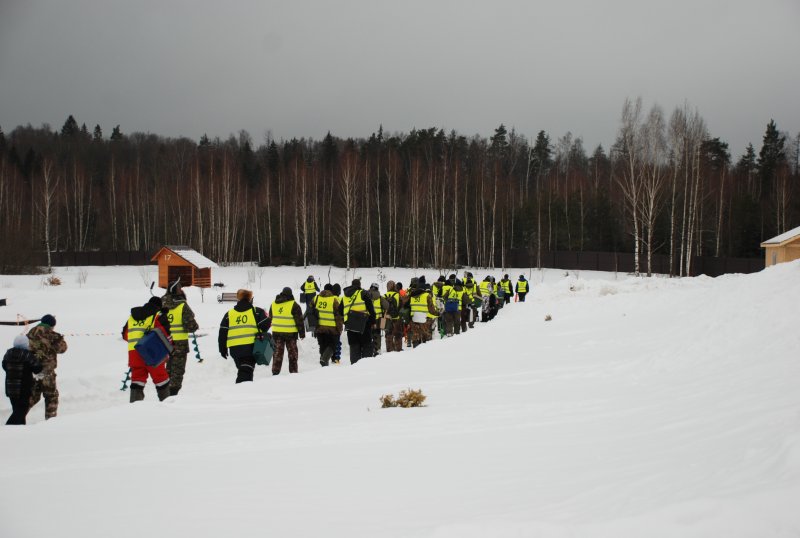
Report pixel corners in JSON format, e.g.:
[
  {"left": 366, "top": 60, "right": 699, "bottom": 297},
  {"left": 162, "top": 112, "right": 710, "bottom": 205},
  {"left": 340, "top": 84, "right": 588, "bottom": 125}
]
[{"left": 0, "top": 262, "right": 799, "bottom": 537}]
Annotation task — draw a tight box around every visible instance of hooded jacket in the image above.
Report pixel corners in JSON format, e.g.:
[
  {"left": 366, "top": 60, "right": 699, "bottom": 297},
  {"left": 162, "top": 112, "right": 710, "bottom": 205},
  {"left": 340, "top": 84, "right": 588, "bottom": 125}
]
[
  {"left": 340, "top": 284, "right": 376, "bottom": 331},
  {"left": 3, "top": 346, "right": 43, "bottom": 399},
  {"left": 267, "top": 290, "right": 305, "bottom": 338},
  {"left": 313, "top": 290, "right": 342, "bottom": 335},
  {"left": 218, "top": 299, "right": 270, "bottom": 359}
]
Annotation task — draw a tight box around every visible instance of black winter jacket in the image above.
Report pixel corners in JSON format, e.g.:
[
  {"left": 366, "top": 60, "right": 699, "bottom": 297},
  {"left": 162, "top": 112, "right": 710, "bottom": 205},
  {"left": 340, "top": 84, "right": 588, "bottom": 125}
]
[
  {"left": 218, "top": 300, "right": 270, "bottom": 359},
  {"left": 3, "top": 347, "right": 43, "bottom": 398}
]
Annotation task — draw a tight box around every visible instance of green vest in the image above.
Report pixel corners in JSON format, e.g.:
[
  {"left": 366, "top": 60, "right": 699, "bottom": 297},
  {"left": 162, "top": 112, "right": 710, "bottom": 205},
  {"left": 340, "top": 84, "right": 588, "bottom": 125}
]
[
  {"left": 270, "top": 299, "right": 298, "bottom": 334},
  {"left": 517, "top": 280, "right": 528, "bottom": 293},
  {"left": 166, "top": 302, "right": 188, "bottom": 341},
  {"left": 373, "top": 297, "right": 383, "bottom": 318},
  {"left": 500, "top": 280, "right": 512, "bottom": 294},
  {"left": 479, "top": 280, "right": 492, "bottom": 296}
]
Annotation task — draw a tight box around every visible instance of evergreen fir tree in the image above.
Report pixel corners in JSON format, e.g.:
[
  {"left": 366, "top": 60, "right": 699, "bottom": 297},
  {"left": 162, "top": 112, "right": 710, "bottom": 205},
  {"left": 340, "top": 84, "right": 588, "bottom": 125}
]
[
  {"left": 110, "top": 125, "right": 123, "bottom": 141},
  {"left": 199, "top": 133, "right": 211, "bottom": 147},
  {"left": 93, "top": 124, "right": 103, "bottom": 140},
  {"left": 530, "top": 130, "right": 552, "bottom": 178},
  {"left": 757, "top": 119, "right": 786, "bottom": 200},
  {"left": 61, "top": 115, "right": 79, "bottom": 137}
]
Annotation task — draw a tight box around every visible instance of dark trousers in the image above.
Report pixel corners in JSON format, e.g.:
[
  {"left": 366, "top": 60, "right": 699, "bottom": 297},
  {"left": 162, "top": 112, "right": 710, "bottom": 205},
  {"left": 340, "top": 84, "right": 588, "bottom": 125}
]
[
  {"left": 347, "top": 329, "right": 373, "bottom": 364},
  {"left": 6, "top": 397, "right": 31, "bottom": 425},
  {"left": 233, "top": 356, "right": 255, "bottom": 383},
  {"left": 317, "top": 333, "right": 338, "bottom": 366},
  {"left": 518, "top": 292, "right": 527, "bottom": 302}
]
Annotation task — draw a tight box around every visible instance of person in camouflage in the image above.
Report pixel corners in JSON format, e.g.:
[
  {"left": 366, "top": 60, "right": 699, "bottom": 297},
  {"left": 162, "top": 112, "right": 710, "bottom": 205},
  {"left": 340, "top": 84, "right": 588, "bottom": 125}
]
[
  {"left": 267, "top": 287, "right": 305, "bottom": 374},
  {"left": 27, "top": 314, "right": 68, "bottom": 420},
  {"left": 162, "top": 280, "right": 199, "bottom": 396},
  {"left": 383, "top": 280, "right": 403, "bottom": 353},
  {"left": 406, "top": 278, "right": 437, "bottom": 348}
]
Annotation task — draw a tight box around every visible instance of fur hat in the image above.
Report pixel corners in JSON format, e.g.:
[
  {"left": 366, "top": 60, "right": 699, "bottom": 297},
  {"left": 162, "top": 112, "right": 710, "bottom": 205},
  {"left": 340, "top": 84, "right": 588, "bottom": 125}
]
[
  {"left": 13, "top": 334, "right": 29, "bottom": 350},
  {"left": 40, "top": 314, "right": 56, "bottom": 327},
  {"left": 236, "top": 289, "right": 253, "bottom": 302}
]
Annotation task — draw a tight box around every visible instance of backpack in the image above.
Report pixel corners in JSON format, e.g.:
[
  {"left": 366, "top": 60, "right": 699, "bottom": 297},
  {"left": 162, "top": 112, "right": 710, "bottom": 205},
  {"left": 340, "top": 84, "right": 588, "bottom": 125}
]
[
  {"left": 385, "top": 293, "right": 400, "bottom": 318},
  {"left": 445, "top": 297, "right": 459, "bottom": 313}
]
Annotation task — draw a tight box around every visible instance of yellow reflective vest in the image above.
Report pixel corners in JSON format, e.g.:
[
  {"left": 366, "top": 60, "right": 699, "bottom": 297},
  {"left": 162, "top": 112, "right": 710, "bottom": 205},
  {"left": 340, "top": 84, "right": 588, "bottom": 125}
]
[
  {"left": 270, "top": 299, "right": 298, "bottom": 334},
  {"left": 314, "top": 296, "right": 337, "bottom": 328},
  {"left": 384, "top": 291, "right": 400, "bottom": 320},
  {"left": 226, "top": 308, "right": 258, "bottom": 348},
  {"left": 166, "top": 302, "right": 188, "bottom": 341},
  {"left": 517, "top": 280, "right": 528, "bottom": 293},
  {"left": 409, "top": 292, "right": 432, "bottom": 320},
  {"left": 127, "top": 314, "right": 155, "bottom": 351},
  {"left": 342, "top": 291, "right": 367, "bottom": 323}
]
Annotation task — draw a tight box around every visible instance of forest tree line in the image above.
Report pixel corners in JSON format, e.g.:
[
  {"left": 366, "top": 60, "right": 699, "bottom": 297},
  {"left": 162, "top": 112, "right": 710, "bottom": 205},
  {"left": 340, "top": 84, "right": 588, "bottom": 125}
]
[{"left": 0, "top": 97, "right": 798, "bottom": 275}]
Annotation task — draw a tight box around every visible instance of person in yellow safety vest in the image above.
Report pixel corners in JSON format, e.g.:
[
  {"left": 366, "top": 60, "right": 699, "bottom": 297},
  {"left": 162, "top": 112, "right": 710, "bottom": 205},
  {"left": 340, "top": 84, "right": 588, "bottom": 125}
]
[
  {"left": 515, "top": 274, "right": 529, "bottom": 302},
  {"left": 368, "top": 283, "right": 390, "bottom": 354},
  {"left": 339, "top": 279, "right": 376, "bottom": 364},
  {"left": 383, "top": 280, "right": 403, "bottom": 353},
  {"left": 499, "top": 274, "right": 513, "bottom": 306},
  {"left": 161, "top": 279, "right": 199, "bottom": 396},
  {"left": 331, "top": 282, "right": 344, "bottom": 363},
  {"left": 443, "top": 279, "right": 470, "bottom": 336},
  {"left": 312, "top": 283, "right": 342, "bottom": 366},
  {"left": 267, "top": 287, "right": 305, "bottom": 375},
  {"left": 123, "top": 297, "right": 171, "bottom": 402},
  {"left": 406, "top": 277, "right": 438, "bottom": 348},
  {"left": 299, "top": 275, "right": 320, "bottom": 307},
  {"left": 463, "top": 272, "right": 480, "bottom": 328},
  {"left": 218, "top": 289, "right": 269, "bottom": 383}
]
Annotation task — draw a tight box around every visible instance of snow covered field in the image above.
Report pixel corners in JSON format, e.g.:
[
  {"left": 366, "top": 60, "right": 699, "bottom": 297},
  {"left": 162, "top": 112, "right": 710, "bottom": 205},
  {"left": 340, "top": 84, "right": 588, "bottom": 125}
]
[{"left": 1, "top": 262, "right": 799, "bottom": 537}]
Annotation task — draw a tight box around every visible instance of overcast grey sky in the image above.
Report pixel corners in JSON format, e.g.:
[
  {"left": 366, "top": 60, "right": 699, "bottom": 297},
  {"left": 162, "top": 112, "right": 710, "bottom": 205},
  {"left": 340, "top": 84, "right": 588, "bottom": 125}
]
[{"left": 1, "top": 0, "right": 798, "bottom": 157}]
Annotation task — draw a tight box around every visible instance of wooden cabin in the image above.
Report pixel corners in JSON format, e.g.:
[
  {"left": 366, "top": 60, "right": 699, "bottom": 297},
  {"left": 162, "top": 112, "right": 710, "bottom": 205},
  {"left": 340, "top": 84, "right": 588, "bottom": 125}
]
[
  {"left": 761, "top": 225, "right": 800, "bottom": 267},
  {"left": 150, "top": 246, "right": 218, "bottom": 289}
]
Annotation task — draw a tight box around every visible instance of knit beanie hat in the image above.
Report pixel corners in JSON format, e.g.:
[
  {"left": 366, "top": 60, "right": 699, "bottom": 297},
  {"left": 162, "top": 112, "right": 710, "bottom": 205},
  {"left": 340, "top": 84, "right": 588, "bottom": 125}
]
[
  {"left": 41, "top": 314, "right": 56, "bottom": 327},
  {"left": 13, "top": 334, "right": 29, "bottom": 350}
]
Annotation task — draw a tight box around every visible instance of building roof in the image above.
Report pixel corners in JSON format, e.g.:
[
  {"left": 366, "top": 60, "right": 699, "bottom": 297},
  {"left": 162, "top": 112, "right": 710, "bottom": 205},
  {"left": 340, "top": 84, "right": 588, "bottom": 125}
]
[
  {"left": 151, "top": 246, "right": 218, "bottom": 268},
  {"left": 761, "top": 225, "right": 800, "bottom": 247}
]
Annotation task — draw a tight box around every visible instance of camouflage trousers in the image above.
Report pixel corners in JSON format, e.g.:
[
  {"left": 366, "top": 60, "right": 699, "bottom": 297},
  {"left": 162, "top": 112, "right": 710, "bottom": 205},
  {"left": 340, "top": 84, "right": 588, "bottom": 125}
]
[
  {"left": 167, "top": 341, "right": 190, "bottom": 396},
  {"left": 384, "top": 319, "right": 404, "bottom": 353},
  {"left": 409, "top": 321, "right": 431, "bottom": 347},
  {"left": 29, "top": 373, "right": 58, "bottom": 420},
  {"left": 272, "top": 335, "right": 299, "bottom": 374},
  {"left": 443, "top": 311, "right": 461, "bottom": 336}
]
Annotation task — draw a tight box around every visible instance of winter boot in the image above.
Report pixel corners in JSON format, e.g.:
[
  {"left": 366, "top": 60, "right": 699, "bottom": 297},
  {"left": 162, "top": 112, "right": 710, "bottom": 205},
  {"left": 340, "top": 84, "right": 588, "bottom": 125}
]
[
  {"left": 320, "top": 346, "right": 334, "bottom": 367},
  {"left": 156, "top": 383, "right": 171, "bottom": 401},
  {"left": 169, "top": 386, "right": 180, "bottom": 397},
  {"left": 129, "top": 385, "right": 145, "bottom": 403}
]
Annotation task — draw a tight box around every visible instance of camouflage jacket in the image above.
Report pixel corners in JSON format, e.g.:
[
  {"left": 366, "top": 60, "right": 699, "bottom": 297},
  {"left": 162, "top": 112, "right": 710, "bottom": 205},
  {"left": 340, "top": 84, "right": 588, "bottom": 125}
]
[
  {"left": 27, "top": 324, "right": 68, "bottom": 377},
  {"left": 161, "top": 293, "right": 200, "bottom": 334}
]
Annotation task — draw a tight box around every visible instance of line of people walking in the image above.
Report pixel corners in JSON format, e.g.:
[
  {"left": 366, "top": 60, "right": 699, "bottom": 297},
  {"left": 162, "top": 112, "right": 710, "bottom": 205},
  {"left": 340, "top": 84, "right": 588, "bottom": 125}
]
[{"left": 4, "top": 272, "right": 531, "bottom": 423}]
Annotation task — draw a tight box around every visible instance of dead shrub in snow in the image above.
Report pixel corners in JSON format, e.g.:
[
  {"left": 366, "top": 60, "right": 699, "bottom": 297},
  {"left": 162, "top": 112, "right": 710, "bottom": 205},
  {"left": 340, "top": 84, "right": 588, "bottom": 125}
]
[
  {"left": 544, "top": 314, "right": 552, "bottom": 321},
  {"left": 45, "top": 275, "right": 61, "bottom": 286},
  {"left": 380, "top": 388, "right": 427, "bottom": 408}
]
